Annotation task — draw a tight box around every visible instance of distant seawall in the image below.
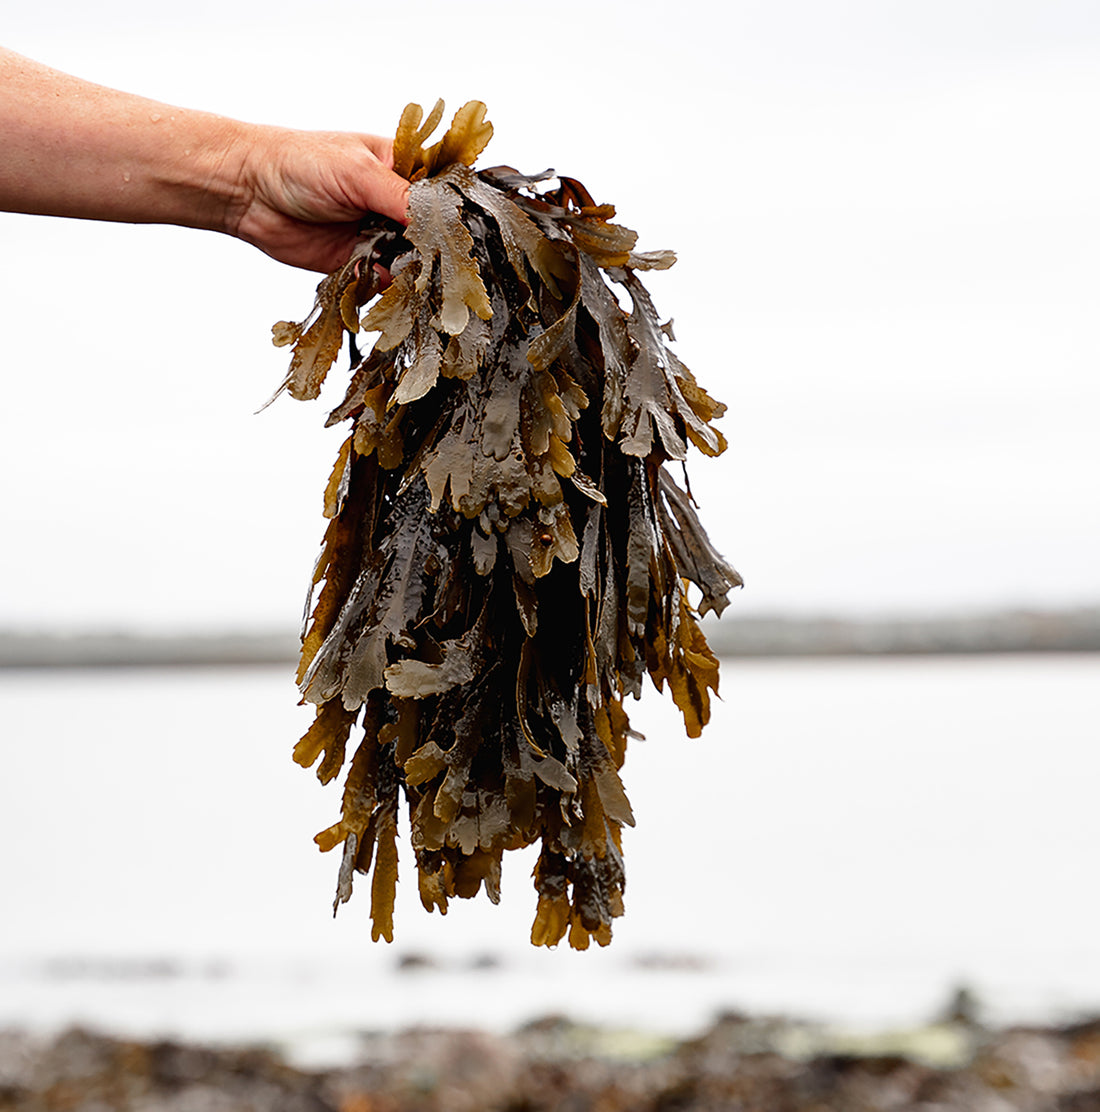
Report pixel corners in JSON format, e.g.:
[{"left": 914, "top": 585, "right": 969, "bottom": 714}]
[
  {"left": 705, "top": 607, "right": 1100, "bottom": 657},
  {"left": 2, "top": 608, "right": 1098, "bottom": 668},
  {"left": 0, "top": 631, "right": 300, "bottom": 670}
]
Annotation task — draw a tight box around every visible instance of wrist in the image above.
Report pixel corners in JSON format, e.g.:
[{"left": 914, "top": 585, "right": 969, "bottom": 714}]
[{"left": 164, "top": 112, "right": 254, "bottom": 237}]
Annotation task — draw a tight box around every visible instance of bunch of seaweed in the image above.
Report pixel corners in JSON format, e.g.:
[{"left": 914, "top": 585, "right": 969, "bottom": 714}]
[{"left": 271, "top": 101, "right": 741, "bottom": 949}]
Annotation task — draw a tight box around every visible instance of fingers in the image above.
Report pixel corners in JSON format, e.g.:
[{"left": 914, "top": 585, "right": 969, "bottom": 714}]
[
  {"left": 233, "top": 125, "right": 412, "bottom": 271},
  {"left": 335, "top": 134, "right": 407, "bottom": 225},
  {"left": 357, "top": 133, "right": 396, "bottom": 171}
]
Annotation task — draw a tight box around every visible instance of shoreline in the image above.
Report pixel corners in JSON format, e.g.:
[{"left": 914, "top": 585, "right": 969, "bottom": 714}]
[
  {"left": 3, "top": 1008, "right": 1099, "bottom": 1110},
  {"left": 2, "top": 606, "right": 1099, "bottom": 668}
]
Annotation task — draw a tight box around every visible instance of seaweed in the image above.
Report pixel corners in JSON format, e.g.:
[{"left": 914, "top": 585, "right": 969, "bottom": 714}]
[{"left": 273, "top": 101, "right": 742, "bottom": 948}]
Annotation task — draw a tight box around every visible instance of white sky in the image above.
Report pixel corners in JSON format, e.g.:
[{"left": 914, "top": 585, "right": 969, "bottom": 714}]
[{"left": 2, "top": 0, "right": 1099, "bottom": 629}]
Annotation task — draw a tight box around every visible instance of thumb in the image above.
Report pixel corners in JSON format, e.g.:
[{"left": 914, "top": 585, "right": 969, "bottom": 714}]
[{"left": 364, "top": 164, "right": 410, "bottom": 226}]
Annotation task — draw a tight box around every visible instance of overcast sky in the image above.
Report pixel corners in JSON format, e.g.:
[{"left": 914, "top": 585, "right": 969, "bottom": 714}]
[{"left": 2, "top": 0, "right": 1099, "bottom": 629}]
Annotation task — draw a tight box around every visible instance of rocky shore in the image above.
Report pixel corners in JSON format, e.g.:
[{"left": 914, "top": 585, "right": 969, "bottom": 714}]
[{"left": 3, "top": 1010, "right": 1100, "bottom": 1111}]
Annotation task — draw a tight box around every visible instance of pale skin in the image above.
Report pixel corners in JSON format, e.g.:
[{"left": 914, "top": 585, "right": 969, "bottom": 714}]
[{"left": 0, "top": 47, "right": 410, "bottom": 273}]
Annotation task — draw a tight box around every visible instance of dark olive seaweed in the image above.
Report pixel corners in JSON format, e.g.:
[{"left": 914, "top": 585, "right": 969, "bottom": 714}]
[{"left": 273, "top": 101, "right": 741, "bottom": 949}]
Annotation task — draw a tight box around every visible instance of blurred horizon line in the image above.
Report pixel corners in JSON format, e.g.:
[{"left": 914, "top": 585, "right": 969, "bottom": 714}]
[{"left": 2, "top": 605, "right": 1099, "bottom": 668}]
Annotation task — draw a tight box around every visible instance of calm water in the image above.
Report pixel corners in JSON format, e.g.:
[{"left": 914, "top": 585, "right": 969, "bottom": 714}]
[{"left": 1, "top": 656, "right": 1097, "bottom": 1051}]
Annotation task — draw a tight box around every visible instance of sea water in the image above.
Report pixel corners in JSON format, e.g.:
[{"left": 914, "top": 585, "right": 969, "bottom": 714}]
[{"left": 1, "top": 655, "right": 1097, "bottom": 1051}]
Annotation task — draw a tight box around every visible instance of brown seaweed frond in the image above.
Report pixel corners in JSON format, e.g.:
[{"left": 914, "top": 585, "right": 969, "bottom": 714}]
[{"left": 274, "top": 100, "right": 741, "bottom": 949}]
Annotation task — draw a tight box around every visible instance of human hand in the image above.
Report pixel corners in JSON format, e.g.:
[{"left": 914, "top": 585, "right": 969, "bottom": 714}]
[
  {"left": 229, "top": 126, "right": 410, "bottom": 274},
  {"left": 0, "top": 49, "right": 410, "bottom": 272}
]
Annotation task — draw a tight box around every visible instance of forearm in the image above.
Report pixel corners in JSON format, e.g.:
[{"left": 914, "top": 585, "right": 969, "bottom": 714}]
[
  {"left": 0, "top": 47, "right": 247, "bottom": 233},
  {"left": 1, "top": 47, "right": 408, "bottom": 272}
]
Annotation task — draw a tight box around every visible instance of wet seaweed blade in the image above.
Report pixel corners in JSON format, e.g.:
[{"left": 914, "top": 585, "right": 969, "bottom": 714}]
[{"left": 273, "top": 100, "right": 741, "bottom": 948}]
